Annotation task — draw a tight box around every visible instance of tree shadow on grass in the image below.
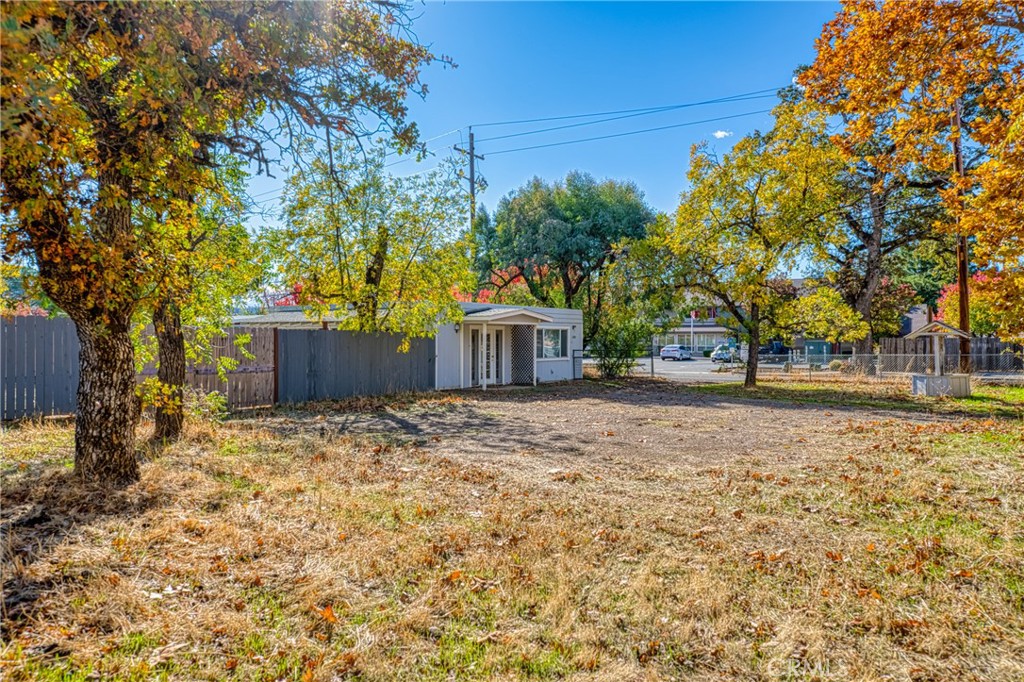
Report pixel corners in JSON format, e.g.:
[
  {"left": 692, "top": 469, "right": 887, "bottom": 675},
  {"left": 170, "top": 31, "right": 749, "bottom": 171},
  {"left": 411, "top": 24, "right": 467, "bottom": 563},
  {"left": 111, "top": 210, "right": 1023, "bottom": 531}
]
[
  {"left": 234, "top": 395, "right": 584, "bottom": 458},
  {"left": 0, "top": 467, "right": 169, "bottom": 638}
]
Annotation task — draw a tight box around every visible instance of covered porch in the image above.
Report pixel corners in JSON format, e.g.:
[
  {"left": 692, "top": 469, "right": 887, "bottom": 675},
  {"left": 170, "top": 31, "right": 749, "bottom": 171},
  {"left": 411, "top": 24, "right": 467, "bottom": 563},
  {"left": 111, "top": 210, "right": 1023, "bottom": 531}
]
[{"left": 458, "top": 307, "right": 552, "bottom": 389}]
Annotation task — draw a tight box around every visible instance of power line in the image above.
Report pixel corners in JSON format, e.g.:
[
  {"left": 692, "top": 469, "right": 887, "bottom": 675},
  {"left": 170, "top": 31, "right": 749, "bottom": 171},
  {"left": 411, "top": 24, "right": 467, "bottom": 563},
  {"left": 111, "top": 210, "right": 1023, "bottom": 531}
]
[
  {"left": 248, "top": 86, "right": 790, "bottom": 197},
  {"left": 251, "top": 191, "right": 285, "bottom": 206},
  {"left": 384, "top": 146, "right": 453, "bottom": 168},
  {"left": 386, "top": 86, "right": 786, "bottom": 167},
  {"left": 485, "top": 109, "right": 774, "bottom": 156},
  {"left": 475, "top": 93, "right": 770, "bottom": 144},
  {"left": 471, "top": 86, "right": 784, "bottom": 128},
  {"left": 382, "top": 128, "right": 464, "bottom": 168},
  {"left": 420, "top": 127, "right": 464, "bottom": 146}
]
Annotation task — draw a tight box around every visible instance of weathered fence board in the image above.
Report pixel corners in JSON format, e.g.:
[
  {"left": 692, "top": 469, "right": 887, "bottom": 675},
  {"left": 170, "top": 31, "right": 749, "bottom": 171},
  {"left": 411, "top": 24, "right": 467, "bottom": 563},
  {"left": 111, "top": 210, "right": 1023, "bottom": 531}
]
[
  {"left": 181, "top": 327, "right": 276, "bottom": 410},
  {"left": 1, "top": 317, "right": 80, "bottom": 420},
  {"left": 879, "top": 336, "right": 1023, "bottom": 372},
  {"left": 277, "top": 329, "right": 434, "bottom": 404},
  {"left": 2, "top": 319, "right": 275, "bottom": 419}
]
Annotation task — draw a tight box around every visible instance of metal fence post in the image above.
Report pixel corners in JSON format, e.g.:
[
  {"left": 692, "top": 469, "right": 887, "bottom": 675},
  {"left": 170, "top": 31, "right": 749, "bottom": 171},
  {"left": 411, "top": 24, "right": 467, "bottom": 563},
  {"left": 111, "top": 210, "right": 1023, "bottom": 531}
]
[{"left": 651, "top": 335, "right": 655, "bottom": 377}]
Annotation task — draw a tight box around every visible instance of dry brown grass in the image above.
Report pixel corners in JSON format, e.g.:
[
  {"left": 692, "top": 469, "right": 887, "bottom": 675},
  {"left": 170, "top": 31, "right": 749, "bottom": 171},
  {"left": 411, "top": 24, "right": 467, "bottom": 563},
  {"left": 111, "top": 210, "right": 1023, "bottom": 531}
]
[{"left": 2, "top": 382, "right": 1022, "bottom": 681}]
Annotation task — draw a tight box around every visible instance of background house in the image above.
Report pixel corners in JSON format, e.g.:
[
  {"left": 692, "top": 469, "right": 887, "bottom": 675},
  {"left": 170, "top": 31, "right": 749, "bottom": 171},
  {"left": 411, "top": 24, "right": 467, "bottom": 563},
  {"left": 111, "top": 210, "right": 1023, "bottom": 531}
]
[
  {"left": 235, "top": 302, "right": 584, "bottom": 390},
  {"left": 655, "top": 306, "right": 734, "bottom": 354}
]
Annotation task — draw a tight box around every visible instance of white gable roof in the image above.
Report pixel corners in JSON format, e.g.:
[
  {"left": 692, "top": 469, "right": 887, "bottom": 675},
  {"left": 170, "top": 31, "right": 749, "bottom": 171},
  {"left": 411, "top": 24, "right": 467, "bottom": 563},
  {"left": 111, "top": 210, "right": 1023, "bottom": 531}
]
[{"left": 461, "top": 307, "right": 553, "bottom": 323}]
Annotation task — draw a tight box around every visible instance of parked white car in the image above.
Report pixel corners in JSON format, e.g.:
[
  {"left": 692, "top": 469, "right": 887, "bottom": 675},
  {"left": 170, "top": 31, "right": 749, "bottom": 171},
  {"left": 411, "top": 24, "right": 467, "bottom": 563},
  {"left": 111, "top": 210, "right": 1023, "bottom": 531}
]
[
  {"left": 659, "top": 344, "right": 693, "bottom": 361},
  {"left": 710, "top": 345, "right": 738, "bottom": 363}
]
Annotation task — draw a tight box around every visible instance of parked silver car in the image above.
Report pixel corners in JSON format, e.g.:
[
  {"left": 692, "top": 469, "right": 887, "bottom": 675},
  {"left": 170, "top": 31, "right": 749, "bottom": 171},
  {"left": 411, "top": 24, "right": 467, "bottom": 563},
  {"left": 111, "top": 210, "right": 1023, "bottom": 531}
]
[{"left": 659, "top": 344, "right": 692, "bottom": 361}]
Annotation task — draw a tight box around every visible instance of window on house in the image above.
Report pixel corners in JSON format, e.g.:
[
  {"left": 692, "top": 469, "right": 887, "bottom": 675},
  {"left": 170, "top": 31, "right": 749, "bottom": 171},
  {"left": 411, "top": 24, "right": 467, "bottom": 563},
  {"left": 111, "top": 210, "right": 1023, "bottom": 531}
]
[{"left": 536, "top": 328, "right": 568, "bottom": 359}]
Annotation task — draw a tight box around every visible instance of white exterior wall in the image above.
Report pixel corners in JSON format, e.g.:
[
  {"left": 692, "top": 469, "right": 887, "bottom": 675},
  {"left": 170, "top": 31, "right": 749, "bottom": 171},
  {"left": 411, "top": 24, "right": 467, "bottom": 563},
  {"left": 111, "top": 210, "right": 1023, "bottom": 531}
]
[{"left": 434, "top": 303, "right": 584, "bottom": 389}]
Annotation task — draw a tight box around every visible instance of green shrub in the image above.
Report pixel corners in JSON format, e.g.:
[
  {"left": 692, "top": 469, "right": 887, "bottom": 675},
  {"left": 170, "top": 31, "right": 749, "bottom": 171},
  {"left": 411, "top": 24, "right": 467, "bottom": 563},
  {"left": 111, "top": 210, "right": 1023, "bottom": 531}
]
[
  {"left": 591, "top": 319, "right": 654, "bottom": 379},
  {"left": 828, "top": 359, "right": 845, "bottom": 372},
  {"left": 186, "top": 388, "right": 228, "bottom": 424}
]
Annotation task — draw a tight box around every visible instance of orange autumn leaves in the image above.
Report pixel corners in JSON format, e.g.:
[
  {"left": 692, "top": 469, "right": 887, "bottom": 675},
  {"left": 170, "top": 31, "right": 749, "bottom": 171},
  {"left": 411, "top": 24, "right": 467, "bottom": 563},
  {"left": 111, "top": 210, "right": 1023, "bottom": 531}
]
[{"left": 800, "top": 0, "right": 1024, "bottom": 339}]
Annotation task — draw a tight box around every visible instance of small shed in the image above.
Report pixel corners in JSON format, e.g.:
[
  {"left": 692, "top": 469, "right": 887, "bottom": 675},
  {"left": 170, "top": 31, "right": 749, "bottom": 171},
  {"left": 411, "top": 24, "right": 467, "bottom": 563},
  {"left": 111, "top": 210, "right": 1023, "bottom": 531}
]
[{"left": 905, "top": 321, "right": 971, "bottom": 397}]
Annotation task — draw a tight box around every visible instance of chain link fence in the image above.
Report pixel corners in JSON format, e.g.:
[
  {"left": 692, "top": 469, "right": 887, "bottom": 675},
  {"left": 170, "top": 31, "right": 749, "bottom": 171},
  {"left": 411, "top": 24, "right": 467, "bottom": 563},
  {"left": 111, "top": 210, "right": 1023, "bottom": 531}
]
[{"left": 755, "top": 352, "right": 1023, "bottom": 384}]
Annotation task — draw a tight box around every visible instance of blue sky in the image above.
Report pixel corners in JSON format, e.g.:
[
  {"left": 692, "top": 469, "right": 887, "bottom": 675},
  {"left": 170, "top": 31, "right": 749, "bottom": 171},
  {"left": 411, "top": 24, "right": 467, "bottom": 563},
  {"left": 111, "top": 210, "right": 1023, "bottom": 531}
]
[{"left": 248, "top": 1, "right": 841, "bottom": 220}]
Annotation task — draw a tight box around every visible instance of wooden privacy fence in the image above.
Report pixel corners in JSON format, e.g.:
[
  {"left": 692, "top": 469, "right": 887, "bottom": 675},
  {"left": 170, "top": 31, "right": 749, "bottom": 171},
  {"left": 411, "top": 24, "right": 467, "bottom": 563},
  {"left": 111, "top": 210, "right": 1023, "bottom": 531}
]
[
  {"left": 2, "top": 316, "right": 80, "bottom": 421},
  {"left": 1, "top": 319, "right": 275, "bottom": 420},
  {"left": 2, "top": 317, "right": 436, "bottom": 420},
  {"left": 879, "top": 336, "right": 1023, "bottom": 372},
  {"left": 277, "top": 329, "right": 434, "bottom": 403}
]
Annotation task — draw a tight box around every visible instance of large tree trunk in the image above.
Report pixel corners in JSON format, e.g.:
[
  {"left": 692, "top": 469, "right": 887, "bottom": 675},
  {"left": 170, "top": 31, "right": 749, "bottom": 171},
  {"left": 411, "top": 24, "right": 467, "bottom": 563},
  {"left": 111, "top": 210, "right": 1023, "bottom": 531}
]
[
  {"left": 154, "top": 298, "right": 186, "bottom": 442},
  {"left": 60, "top": 166, "right": 142, "bottom": 485},
  {"left": 73, "top": 317, "right": 141, "bottom": 484},
  {"left": 744, "top": 309, "right": 760, "bottom": 389}
]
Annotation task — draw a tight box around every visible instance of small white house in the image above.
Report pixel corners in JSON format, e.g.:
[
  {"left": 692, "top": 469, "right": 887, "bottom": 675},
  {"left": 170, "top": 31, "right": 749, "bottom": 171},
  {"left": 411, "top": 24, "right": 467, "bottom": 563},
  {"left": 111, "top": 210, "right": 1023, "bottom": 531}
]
[
  {"left": 234, "top": 302, "right": 584, "bottom": 391},
  {"left": 434, "top": 302, "right": 584, "bottom": 389}
]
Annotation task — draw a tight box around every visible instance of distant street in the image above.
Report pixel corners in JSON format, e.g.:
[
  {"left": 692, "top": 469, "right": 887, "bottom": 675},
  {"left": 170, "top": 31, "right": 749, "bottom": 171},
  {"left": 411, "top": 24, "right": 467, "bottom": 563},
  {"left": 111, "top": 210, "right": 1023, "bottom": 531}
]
[
  {"left": 582, "top": 356, "right": 746, "bottom": 383},
  {"left": 643, "top": 356, "right": 744, "bottom": 383}
]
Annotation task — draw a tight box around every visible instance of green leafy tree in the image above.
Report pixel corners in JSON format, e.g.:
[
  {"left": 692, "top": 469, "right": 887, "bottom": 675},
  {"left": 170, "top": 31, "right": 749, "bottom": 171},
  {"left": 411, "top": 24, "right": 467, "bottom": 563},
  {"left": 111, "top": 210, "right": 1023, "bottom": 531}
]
[
  {"left": 670, "top": 104, "right": 866, "bottom": 387},
  {"left": 1, "top": 1, "right": 433, "bottom": 483},
  {"left": 818, "top": 159, "right": 946, "bottom": 353},
  {"left": 147, "top": 161, "right": 267, "bottom": 442},
  {"left": 479, "top": 172, "right": 655, "bottom": 344},
  {"left": 274, "top": 145, "right": 474, "bottom": 342},
  {"left": 773, "top": 285, "right": 870, "bottom": 345},
  {"left": 890, "top": 239, "right": 958, "bottom": 311},
  {"left": 777, "top": 85, "right": 945, "bottom": 353}
]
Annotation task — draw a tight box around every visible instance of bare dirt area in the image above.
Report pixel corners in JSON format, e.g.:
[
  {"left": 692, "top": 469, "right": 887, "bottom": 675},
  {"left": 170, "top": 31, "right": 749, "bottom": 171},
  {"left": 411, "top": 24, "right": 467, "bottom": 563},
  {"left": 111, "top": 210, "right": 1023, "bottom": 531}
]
[
  {"left": 3, "top": 379, "right": 1023, "bottom": 681},
  {"left": 251, "top": 379, "right": 931, "bottom": 478}
]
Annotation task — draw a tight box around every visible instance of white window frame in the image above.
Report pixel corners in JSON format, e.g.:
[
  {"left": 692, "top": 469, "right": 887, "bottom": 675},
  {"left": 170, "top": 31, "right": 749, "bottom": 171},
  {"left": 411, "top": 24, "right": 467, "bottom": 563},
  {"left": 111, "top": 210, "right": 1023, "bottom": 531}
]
[{"left": 536, "top": 326, "right": 569, "bottom": 360}]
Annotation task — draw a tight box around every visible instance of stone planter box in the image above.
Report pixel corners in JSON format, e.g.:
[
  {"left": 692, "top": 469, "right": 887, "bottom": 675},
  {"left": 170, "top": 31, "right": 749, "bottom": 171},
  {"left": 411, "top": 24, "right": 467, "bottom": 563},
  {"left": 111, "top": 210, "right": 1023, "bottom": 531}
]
[{"left": 911, "top": 373, "right": 971, "bottom": 397}]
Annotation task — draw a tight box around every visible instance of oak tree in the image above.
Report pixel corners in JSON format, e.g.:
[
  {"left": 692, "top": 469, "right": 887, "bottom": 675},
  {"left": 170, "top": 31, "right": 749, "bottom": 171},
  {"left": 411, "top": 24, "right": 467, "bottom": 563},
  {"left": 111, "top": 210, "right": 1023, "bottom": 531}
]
[
  {"left": 146, "top": 162, "right": 266, "bottom": 442},
  {"left": 1, "top": 1, "right": 434, "bottom": 483},
  {"left": 801, "top": 0, "right": 1024, "bottom": 339},
  {"left": 478, "top": 172, "right": 655, "bottom": 345},
  {"left": 670, "top": 105, "right": 866, "bottom": 387}
]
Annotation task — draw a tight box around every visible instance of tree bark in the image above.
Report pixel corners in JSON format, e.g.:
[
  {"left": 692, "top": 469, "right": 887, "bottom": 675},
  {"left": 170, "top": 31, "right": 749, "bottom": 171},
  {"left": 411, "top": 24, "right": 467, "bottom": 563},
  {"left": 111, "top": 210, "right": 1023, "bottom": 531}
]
[
  {"left": 357, "top": 224, "right": 389, "bottom": 331},
  {"left": 744, "top": 306, "right": 760, "bottom": 388},
  {"left": 57, "top": 165, "right": 143, "bottom": 485},
  {"left": 154, "top": 298, "right": 186, "bottom": 442},
  {"left": 73, "top": 318, "right": 141, "bottom": 484}
]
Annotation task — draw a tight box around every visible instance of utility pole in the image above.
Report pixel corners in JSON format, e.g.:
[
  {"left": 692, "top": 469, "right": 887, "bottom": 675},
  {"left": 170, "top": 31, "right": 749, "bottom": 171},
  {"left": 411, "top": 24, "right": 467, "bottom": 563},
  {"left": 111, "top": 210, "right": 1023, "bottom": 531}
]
[
  {"left": 952, "top": 99, "right": 971, "bottom": 372},
  {"left": 454, "top": 127, "right": 485, "bottom": 227}
]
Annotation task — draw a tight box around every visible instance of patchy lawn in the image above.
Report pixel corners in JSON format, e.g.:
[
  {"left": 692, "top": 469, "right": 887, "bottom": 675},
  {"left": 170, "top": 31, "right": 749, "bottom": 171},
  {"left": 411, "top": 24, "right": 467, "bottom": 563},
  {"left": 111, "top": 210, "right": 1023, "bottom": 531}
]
[
  {"left": 2, "top": 380, "right": 1022, "bottom": 681},
  {"left": 688, "top": 377, "right": 1024, "bottom": 419}
]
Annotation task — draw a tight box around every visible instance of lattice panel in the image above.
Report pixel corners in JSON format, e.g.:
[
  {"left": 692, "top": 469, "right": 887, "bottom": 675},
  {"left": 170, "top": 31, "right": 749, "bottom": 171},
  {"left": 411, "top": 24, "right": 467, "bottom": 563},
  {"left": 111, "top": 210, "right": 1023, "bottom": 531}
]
[{"left": 510, "top": 324, "right": 535, "bottom": 385}]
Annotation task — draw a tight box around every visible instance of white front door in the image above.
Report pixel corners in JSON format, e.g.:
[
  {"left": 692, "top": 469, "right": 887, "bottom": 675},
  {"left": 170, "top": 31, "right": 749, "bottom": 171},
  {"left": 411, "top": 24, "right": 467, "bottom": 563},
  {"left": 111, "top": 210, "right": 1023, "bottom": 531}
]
[{"left": 474, "top": 327, "right": 503, "bottom": 387}]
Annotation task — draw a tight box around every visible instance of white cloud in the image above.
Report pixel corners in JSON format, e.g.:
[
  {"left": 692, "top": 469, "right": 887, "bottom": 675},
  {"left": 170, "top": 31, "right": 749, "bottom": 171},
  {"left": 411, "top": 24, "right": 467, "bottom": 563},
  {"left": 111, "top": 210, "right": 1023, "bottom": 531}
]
[{"left": 712, "top": 130, "right": 734, "bottom": 140}]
